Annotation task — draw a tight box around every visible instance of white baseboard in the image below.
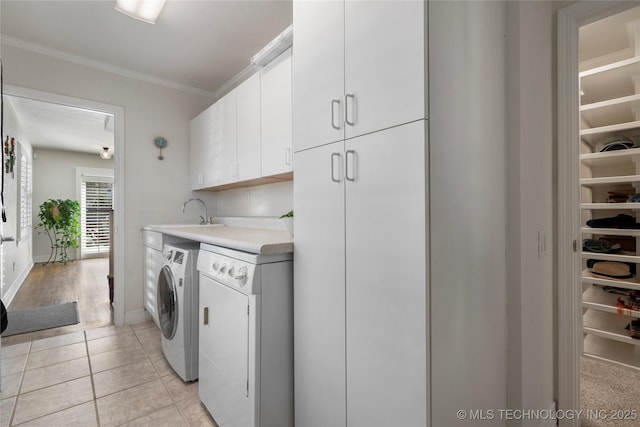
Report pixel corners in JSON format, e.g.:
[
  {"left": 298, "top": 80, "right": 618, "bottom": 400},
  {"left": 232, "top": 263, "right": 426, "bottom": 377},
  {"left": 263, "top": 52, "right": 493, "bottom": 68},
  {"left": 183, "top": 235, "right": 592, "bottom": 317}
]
[
  {"left": 124, "top": 309, "right": 151, "bottom": 325},
  {"left": 33, "top": 255, "right": 78, "bottom": 264},
  {"left": 2, "top": 261, "right": 34, "bottom": 306}
]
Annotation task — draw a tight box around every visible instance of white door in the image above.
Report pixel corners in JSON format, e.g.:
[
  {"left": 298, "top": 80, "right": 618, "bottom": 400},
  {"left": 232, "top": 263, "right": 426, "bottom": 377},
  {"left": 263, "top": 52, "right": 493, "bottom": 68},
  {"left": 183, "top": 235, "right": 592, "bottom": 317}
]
[
  {"left": 189, "top": 103, "right": 218, "bottom": 190},
  {"left": 236, "top": 72, "right": 262, "bottom": 181},
  {"left": 293, "top": 141, "right": 346, "bottom": 427},
  {"left": 344, "top": 0, "right": 427, "bottom": 139},
  {"left": 345, "top": 120, "right": 428, "bottom": 426},
  {"left": 217, "top": 89, "right": 238, "bottom": 185},
  {"left": 292, "top": 0, "right": 344, "bottom": 152},
  {"left": 261, "top": 48, "right": 293, "bottom": 176},
  {"left": 199, "top": 275, "right": 250, "bottom": 425}
]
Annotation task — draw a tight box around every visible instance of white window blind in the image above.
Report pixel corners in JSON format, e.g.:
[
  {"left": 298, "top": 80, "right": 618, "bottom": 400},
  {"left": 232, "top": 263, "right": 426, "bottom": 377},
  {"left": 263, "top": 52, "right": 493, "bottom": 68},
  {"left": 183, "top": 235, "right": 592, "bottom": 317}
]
[
  {"left": 18, "top": 152, "right": 32, "bottom": 242},
  {"left": 80, "top": 175, "right": 114, "bottom": 257}
]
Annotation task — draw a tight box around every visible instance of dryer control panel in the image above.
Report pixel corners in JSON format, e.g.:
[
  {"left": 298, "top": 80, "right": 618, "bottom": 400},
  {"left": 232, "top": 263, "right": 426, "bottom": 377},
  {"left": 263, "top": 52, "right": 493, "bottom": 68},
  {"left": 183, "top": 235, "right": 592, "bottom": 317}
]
[{"left": 197, "top": 249, "right": 258, "bottom": 295}]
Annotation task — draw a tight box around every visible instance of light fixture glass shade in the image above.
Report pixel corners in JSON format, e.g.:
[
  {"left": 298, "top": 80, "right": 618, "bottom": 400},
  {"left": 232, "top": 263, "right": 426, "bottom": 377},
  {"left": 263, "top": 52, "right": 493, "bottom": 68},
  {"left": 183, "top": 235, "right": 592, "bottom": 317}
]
[
  {"left": 100, "top": 147, "right": 113, "bottom": 160},
  {"left": 115, "top": 0, "right": 167, "bottom": 24}
]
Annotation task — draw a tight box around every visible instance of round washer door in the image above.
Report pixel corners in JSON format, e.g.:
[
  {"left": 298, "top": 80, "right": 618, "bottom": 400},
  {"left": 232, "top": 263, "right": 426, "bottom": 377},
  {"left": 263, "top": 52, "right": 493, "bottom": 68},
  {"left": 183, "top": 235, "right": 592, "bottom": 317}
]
[{"left": 157, "top": 265, "right": 178, "bottom": 340}]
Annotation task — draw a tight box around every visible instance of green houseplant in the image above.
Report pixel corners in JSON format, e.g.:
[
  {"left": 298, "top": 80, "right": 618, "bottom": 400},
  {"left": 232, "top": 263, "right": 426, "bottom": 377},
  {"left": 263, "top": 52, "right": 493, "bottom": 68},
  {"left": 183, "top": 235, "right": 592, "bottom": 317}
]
[{"left": 35, "top": 199, "right": 81, "bottom": 264}]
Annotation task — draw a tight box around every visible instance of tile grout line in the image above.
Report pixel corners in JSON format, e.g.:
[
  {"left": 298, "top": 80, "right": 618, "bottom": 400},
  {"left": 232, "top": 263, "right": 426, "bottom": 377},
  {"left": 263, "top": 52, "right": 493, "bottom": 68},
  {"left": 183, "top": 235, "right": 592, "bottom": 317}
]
[
  {"left": 84, "top": 330, "right": 102, "bottom": 427},
  {"left": 7, "top": 341, "right": 31, "bottom": 427}
]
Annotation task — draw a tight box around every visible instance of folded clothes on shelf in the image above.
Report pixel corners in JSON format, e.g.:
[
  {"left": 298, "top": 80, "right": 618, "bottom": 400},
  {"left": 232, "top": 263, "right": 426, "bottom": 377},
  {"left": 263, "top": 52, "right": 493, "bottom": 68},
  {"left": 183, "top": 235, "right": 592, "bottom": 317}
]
[
  {"left": 583, "top": 238, "right": 621, "bottom": 253},
  {"left": 587, "top": 214, "right": 640, "bottom": 229}
]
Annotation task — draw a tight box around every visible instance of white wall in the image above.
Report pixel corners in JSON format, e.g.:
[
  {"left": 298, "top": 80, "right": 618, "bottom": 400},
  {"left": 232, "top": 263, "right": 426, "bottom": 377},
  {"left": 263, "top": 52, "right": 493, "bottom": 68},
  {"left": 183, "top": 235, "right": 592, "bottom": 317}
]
[
  {"left": 429, "top": 2, "right": 508, "bottom": 425},
  {"left": 1, "top": 43, "right": 214, "bottom": 321},
  {"left": 31, "top": 148, "right": 113, "bottom": 262},
  {"left": 506, "top": 1, "right": 556, "bottom": 424},
  {"left": 210, "top": 180, "right": 293, "bottom": 218},
  {"left": 1, "top": 98, "right": 33, "bottom": 305}
]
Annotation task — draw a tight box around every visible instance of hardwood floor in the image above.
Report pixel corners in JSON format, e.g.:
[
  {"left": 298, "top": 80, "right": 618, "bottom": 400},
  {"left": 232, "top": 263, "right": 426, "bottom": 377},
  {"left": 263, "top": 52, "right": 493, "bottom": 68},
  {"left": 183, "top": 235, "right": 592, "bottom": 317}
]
[{"left": 1, "top": 258, "right": 113, "bottom": 346}]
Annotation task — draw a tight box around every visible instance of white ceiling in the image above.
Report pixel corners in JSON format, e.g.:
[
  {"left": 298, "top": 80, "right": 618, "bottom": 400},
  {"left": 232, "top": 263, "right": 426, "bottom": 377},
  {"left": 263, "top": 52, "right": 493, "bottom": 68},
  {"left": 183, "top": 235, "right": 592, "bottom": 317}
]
[{"left": 0, "top": 0, "right": 293, "bottom": 154}]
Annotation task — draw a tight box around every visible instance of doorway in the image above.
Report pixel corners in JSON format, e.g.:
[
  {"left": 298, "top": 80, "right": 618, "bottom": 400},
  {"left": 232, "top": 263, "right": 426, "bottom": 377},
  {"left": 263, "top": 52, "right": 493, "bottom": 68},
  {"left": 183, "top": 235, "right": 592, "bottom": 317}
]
[
  {"left": 0, "top": 85, "right": 125, "bottom": 327},
  {"left": 557, "top": 2, "right": 640, "bottom": 425}
]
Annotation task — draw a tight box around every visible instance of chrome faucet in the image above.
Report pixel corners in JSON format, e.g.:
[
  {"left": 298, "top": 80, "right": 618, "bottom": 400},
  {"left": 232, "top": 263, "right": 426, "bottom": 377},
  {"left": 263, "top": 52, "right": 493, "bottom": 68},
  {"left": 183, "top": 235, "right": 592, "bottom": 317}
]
[{"left": 181, "top": 198, "right": 210, "bottom": 224}]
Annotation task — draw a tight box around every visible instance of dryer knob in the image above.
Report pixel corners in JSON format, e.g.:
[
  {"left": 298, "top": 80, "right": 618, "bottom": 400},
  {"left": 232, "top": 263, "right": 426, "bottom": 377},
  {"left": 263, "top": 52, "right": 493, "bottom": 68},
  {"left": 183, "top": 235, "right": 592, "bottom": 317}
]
[
  {"left": 228, "top": 267, "right": 234, "bottom": 277},
  {"left": 219, "top": 264, "right": 227, "bottom": 274},
  {"left": 235, "top": 266, "right": 248, "bottom": 287}
]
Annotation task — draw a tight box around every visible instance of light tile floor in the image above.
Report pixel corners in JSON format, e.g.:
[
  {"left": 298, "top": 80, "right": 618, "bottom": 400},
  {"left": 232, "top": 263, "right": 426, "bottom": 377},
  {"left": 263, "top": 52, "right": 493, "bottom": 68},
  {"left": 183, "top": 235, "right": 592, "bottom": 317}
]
[{"left": 1, "top": 321, "right": 217, "bottom": 427}]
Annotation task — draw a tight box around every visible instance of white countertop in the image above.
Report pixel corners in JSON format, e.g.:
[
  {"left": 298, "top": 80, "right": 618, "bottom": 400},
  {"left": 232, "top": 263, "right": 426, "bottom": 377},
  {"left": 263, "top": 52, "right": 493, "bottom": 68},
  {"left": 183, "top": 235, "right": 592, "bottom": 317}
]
[{"left": 142, "top": 223, "right": 293, "bottom": 255}]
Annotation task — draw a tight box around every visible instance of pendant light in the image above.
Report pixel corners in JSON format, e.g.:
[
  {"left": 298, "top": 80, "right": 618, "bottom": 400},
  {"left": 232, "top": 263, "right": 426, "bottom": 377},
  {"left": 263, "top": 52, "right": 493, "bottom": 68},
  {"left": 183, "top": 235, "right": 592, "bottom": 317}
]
[{"left": 100, "top": 147, "right": 113, "bottom": 160}]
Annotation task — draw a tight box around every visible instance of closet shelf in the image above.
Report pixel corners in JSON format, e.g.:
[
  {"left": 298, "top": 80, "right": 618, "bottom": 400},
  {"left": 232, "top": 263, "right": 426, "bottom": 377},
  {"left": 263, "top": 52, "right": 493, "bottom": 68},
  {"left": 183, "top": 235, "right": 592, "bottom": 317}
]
[
  {"left": 579, "top": 121, "right": 640, "bottom": 146},
  {"left": 581, "top": 227, "right": 640, "bottom": 236},
  {"left": 580, "top": 146, "right": 640, "bottom": 167},
  {"left": 579, "top": 55, "right": 640, "bottom": 78},
  {"left": 582, "top": 269, "right": 640, "bottom": 290},
  {"left": 580, "top": 175, "right": 640, "bottom": 186},
  {"left": 580, "top": 203, "right": 640, "bottom": 210},
  {"left": 580, "top": 95, "right": 640, "bottom": 129},
  {"left": 582, "top": 284, "right": 640, "bottom": 316},
  {"left": 580, "top": 251, "right": 640, "bottom": 263},
  {"left": 583, "top": 310, "right": 640, "bottom": 346}
]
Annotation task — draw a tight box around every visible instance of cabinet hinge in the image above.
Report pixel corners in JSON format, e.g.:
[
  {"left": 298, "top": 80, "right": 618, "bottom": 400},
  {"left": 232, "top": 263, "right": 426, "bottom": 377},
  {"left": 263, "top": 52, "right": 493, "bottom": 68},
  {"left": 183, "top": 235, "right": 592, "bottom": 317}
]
[
  {"left": 247, "top": 305, "right": 250, "bottom": 316},
  {"left": 573, "top": 239, "right": 577, "bottom": 252}
]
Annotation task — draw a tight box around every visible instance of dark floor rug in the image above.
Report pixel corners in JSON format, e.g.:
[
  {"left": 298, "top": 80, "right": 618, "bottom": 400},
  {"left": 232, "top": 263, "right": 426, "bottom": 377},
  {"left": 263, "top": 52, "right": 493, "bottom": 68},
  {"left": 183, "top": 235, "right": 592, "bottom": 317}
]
[{"left": 1, "top": 302, "right": 79, "bottom": 337}]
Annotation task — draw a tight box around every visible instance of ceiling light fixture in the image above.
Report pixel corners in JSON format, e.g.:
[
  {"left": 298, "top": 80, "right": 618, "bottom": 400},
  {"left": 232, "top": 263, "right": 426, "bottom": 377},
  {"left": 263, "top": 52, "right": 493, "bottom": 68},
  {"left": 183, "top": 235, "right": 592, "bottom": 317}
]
[
  {"left": 100, "top": 147, "right": 113, "bottom": 160},
  {"left": 115, "top": 0, "right": 167, "bottom": 24}
]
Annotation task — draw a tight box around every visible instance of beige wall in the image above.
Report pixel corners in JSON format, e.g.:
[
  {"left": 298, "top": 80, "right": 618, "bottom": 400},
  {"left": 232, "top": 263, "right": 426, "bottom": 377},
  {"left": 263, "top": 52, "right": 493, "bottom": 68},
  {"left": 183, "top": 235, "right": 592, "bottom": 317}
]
[
  {"left": 31, "top": 148, "right": 113, "bottom": 261},
  {"left": 1, "top": 98, "right": 33, "bottom": 304}
]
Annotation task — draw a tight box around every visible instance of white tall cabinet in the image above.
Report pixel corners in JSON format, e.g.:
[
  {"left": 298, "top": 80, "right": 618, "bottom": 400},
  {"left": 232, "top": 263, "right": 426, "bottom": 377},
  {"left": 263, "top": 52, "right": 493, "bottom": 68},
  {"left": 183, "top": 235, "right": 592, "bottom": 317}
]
[
  {"left": 293, "top": 1, "right": 428, "bottom": 426},
  {"left": 294, "top": 1, "right": 509, "bottom": 426}
]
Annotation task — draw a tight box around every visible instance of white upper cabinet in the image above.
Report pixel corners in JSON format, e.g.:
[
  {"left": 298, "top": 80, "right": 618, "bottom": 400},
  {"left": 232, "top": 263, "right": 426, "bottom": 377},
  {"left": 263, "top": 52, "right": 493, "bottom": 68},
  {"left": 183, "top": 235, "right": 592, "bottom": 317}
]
[
  {"left": 217, "top": 89, "right": 238, "bottom": 186},
  {"left": 261, "top": 48, "right": 293, "bottom": 176},
  {"left": 190, "top": 102, "right": 218, "bottom": 190},
  {"left": 293, "top": 0, "right": 427, "bottom": 152},
  {"left": 293, "top": 0, "right": 344, "bottom": 152},
  {"left": 237, "top": 72, "right": 262, "bottom": 182},
  {"left": 344, "top": 0, "right": 426, "bottom": 139}
]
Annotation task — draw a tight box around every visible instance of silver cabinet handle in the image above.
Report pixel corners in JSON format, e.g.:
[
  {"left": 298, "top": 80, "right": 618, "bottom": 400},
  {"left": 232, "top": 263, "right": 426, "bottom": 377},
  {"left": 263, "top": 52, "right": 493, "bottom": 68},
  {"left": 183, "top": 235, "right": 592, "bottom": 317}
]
[
  {"left": 1, "top": 236, "right": 14, "bottom": 243},
  {"left": 331, "top": 99, "right": 341, "bottom": 130},
  {"left": 331, "top": 152, "right": 341, "bottom": 183},
  {"left": 345, "top": 150, "right": 356, "bottom": 182},
  {"left": 204, "top": 307, "right": 209, "bottom": 325},
  {"left": 285, "top": 147, "right": 292, "bottom": 166},
  {"left": 345, "top": 94, "right": 355, "bottom": 126}
]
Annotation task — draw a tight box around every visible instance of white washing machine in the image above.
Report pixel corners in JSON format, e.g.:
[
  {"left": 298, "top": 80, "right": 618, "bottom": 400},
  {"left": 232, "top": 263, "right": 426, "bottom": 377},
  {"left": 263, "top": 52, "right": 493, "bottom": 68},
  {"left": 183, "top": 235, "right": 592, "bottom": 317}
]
[{"left": 157, "top": 242, "right": 200, "bottom": 382}]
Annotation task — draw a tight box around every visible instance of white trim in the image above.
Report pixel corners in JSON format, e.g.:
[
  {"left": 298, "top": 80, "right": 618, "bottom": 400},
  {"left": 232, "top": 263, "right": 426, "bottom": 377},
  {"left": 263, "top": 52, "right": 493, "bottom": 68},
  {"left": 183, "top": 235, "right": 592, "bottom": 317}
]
[
  {"left": 557, "top": 2, "right": 640, "bottom": 427},
  {"left": 124, "top": 308, "right": 151, "bottom": 325},
  {"left": 4, "top": 84, "right": 127, "bottom": 327},
  {"left": 1, "top": 35, "right": 215, "bottom": 99},
  {"left": 1, "top": 261, "right": 34, "bottom": 307}
]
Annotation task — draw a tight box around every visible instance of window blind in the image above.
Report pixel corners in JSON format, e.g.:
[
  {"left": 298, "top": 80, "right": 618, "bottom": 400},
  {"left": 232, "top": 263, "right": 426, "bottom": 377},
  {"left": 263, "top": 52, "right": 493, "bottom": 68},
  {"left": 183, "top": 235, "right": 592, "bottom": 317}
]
[{"left": 81, "top": 178, "right": 113, "bottom": 256}]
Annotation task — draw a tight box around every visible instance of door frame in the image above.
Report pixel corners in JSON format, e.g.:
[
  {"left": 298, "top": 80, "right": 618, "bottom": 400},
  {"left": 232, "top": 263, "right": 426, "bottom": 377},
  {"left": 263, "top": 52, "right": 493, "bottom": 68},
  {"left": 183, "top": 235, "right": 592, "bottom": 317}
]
[
  {"left": 557, "top": 2, "right": 639, "bottom": 425},
  {"left": 3, "top": 84, "right": 126, "bottom": 326}
]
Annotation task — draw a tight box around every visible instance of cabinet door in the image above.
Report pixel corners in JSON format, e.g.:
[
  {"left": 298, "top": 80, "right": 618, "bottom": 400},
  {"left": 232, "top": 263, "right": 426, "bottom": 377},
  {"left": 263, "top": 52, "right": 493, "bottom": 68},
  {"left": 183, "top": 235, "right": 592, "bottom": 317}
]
[
  {"left": 293, "top": 141, "right": 346, "bottom": 427},
  {"left": 261, "top": 48, "right": 293, "bottom": 176},
  {"left": 236, "top": 73, "right": 262, "bottom": 181},
  {"left": 217, "top": 89, "right": 238, "bottom": 185},
  {"left": 190, "top": 103, "right": 218, "bottom": 190},
  {"left": 293, "top": 0, "right": 344, "bottom": 152},
  {"left": 344, "top": 0, "right": 426, "bottom": 139},
  {"left": 143, "top": 247, "right": 161, "bottom": 327},
  {"left": 345, "top": 121, "right": 428, "bottom": 426}
]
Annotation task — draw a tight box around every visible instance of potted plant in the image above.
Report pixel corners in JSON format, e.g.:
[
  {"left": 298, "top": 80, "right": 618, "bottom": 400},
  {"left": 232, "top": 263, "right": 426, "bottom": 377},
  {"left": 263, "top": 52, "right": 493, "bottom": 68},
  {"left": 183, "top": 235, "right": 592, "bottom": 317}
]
[
  {"left": 35, "top": 199, "right": 81, "bottom": 264},
  {"left": 280, "top": 210, "right": 293, "bottom": 236}
]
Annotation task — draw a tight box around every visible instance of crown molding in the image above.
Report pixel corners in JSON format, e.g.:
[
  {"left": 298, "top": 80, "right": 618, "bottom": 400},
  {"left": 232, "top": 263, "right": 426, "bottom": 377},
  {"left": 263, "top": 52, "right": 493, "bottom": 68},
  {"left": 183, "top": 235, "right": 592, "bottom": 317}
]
[{"left": 1, "top": 34, "right": 216, "bottom": 99}]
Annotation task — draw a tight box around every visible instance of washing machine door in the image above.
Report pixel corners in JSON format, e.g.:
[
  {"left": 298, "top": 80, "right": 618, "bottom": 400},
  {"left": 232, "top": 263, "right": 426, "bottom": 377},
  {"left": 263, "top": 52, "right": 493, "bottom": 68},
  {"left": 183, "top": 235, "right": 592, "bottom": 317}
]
[{"left": 157, "top": 265, "right": 178, "bottom": 340}]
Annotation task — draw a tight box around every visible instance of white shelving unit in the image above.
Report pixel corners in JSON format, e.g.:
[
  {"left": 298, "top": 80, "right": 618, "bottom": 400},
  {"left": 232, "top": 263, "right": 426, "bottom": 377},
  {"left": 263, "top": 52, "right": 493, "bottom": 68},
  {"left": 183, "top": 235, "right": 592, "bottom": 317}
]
[{"left": 579, "top": 14, "right": 640, "bottom": 368}]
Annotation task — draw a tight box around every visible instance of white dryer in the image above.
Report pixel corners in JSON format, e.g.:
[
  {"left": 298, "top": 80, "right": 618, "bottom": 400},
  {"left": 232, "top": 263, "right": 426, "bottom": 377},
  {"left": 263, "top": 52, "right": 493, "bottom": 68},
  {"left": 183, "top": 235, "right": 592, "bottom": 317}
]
[{"left": 157, "top": 242, "right": 200, "bottom": 381}]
